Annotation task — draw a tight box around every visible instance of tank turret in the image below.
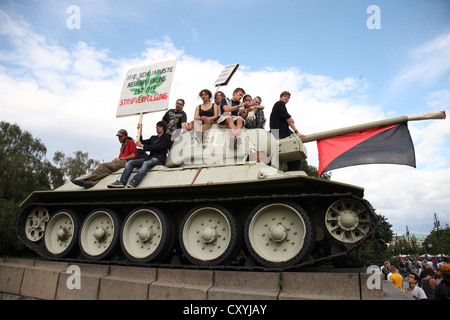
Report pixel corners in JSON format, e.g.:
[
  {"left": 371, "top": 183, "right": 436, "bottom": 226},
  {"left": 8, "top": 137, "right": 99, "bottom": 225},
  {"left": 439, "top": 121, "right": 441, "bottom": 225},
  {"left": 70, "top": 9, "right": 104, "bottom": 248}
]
[{"left": 16, "top": 110, "right": 445, "bottom": 270}]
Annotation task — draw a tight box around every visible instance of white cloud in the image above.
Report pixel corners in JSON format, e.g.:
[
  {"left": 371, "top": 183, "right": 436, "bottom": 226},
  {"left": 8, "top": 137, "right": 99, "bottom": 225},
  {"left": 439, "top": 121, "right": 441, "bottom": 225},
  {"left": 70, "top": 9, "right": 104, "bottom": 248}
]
[
  {"left": 191, "top": 28, "right": 200, "bottom": 42},
  {"left": 0, "top": 9, "right": 28, "bottom": 37},
  {"left": 332, "top": 166, "right": 450, "bottom": 235},
  {"left": 391, "top": 32, "right": 450, "bottom": 91},
  {"left": 426, "top": 89, "right": 450, "bottom": 110}
]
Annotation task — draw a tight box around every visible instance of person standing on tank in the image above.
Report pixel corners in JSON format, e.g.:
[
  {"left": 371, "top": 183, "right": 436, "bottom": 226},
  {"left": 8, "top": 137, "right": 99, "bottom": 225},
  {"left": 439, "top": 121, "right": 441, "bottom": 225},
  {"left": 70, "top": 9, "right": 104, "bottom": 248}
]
[
  {"left": 269, "top": 91, "right": 305, "bottom": 171},
  {"left": 71, "top": 129, "right": 137, "bottom": 188}
]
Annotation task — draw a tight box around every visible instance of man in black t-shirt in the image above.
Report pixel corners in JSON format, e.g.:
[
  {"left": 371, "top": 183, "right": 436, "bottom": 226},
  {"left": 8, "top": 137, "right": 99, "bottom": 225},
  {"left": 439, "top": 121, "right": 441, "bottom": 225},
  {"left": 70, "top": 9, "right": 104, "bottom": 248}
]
[
  {"left": 162, "top": 99, "right": 187, "bottom": 140},
  {"left": 269, "top": 91, "right": 305, "bottom": 171}
]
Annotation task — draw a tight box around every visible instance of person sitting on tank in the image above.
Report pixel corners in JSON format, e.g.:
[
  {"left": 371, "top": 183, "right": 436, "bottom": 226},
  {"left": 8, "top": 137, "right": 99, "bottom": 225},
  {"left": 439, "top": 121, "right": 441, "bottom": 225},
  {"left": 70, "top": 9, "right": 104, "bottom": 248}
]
[
  {"left": 217, "top": 87, "right": 249, "bottom": 147},
  {"left": 214, "top": 90, "right": 225, "bottom": 115},
  {"left": 186, "top": 89, "right": 219, "bottom": 142},
  {"left": 71, "top": 129, "right": 137, "bottom": 188},
  {"left": 241, "top": 94, "right": 266, "bottom": 129},
  {"left": 162, "top": 98, "right": 188, "bottom": 143},
  {"left": 107, "top": 121, "right": 171, "bottom": 188}
]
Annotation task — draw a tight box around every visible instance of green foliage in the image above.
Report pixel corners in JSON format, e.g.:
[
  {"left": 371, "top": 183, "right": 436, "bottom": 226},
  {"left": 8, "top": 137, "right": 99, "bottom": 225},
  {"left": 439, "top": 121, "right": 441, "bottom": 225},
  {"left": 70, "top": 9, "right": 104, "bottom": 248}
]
[
  {"left": 0, "top": 122, "right": 51, "bottom": 201},
  {"left": 52, "top": 150, "right": 100, "bottom": 188},
  {"left": 423, "top": 225, "right": 450, "bottom": 256},
  {"left": 389, "top": 236, "right": 421, "bottom": 257},
  {"left": 359, "top": 210, "right": 394, "bottom": 266},
  {"left": 301, "top": 159, "right": 332, "bottom": 179},
  {"left": 0, "top": 121, "right": 100, "bottom": 255}
]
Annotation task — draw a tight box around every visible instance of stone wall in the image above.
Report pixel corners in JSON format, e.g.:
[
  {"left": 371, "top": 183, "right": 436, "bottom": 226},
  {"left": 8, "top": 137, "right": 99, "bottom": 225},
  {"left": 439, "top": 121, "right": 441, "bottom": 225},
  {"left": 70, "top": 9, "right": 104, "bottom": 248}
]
[{"left": 0, "top": 258, "right": 386, "bottom": 300}]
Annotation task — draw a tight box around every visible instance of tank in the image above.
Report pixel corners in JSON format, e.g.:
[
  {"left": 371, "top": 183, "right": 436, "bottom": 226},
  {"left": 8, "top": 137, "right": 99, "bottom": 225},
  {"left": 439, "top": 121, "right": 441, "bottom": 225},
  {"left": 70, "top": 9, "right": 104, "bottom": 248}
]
[{"left": 16, "top": 110, "right": 446, "bottom": 270}]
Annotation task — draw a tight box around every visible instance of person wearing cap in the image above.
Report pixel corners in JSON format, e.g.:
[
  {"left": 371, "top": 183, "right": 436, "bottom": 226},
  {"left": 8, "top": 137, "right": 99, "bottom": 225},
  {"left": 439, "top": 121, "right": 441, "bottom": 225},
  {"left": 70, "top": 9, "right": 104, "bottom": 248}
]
[
  {"left": 107, "top": 121, "right": 170, "bottom": 188},
  {"left": 435, "top": 263, "right": 450, "bottom": 300},
  {"left": 381, "top": 260, "right": 391, "bottom": 280},
  {"left": 71, "top": 129, "right": 137, "bottom": 188}
]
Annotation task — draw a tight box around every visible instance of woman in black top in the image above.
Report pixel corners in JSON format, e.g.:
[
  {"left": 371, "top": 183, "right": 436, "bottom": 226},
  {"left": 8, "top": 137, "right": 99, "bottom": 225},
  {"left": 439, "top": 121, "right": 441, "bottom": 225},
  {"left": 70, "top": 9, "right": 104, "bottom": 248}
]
[
  {"left": 185, "top": 89, "right": 218, "bottom": 143},
  {"left": 192, "top": 89, "right": 219, "bottom": 135}
]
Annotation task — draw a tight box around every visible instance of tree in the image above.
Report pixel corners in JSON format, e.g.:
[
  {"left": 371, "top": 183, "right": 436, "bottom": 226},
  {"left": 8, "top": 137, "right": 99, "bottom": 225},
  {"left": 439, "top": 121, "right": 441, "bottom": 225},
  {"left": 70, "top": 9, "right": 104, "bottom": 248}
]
[
  {"left": 0, "top": 121, "right": 100, "bottom": 255},
  {"left": 301, "top": 159, "right": 332, "bottom": 179},
  {"left": 423, "top": 224, "right": 450, "bottom": 256},
  {"left": 359, "top": 211, "right": 394, "bottom": 266},
  {"left": 0, "top": 122, "right": 54, "bottom": 254},
  {"left": 52, "top": 150, "right": 100, "bottom": 188},
  {"left": 0, "top": 122, "right": 52, "bottom": 201}
]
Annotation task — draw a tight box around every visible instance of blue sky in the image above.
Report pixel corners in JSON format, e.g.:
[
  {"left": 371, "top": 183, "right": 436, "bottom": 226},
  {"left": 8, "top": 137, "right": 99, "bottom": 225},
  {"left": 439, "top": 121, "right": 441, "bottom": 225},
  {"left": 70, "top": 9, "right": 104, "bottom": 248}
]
[{"left": 1, "top": 0, "right": 449, "bottom": 235}]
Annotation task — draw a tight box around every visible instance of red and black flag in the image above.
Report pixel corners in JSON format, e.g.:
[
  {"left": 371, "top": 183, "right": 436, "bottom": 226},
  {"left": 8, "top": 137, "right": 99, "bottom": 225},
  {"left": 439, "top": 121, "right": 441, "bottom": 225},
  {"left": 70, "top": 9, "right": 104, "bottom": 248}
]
[{"left": 317, "top": 122, "right": 416, "bottom": 176}]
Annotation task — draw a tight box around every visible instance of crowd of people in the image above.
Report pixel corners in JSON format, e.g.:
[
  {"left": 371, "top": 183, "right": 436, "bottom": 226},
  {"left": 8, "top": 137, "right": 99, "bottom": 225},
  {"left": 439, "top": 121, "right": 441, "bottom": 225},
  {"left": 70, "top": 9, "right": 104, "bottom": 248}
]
[
  {"left": 381, "top": 256, "right": 449, "bottom": 300},
  {"left": 71, "top": 88, "right": 304, "bottom": 189}
]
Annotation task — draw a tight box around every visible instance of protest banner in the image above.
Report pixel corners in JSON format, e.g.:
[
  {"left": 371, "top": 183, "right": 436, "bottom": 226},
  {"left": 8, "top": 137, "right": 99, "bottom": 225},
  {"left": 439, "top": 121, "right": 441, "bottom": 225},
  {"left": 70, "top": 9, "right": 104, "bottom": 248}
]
[
  {"left": 117, "top": 59, "right": 178, "bottom": 118},
  {"left": 214, "top": 64, "right": 239, "bottom": 87}
]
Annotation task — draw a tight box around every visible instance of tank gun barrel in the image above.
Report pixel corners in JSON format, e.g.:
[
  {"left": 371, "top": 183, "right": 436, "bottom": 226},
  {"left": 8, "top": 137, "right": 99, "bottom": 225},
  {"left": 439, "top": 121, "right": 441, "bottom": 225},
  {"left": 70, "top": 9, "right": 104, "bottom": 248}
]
[{"left": 302, "top": 110, "right": 446, "bottom": 143}]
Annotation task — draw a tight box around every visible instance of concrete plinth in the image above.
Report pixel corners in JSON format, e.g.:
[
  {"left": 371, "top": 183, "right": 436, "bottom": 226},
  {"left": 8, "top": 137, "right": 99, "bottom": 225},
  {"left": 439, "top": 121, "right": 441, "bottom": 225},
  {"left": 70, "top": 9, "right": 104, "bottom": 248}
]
[
  {"left": 279, "top": 272, "right": 362, "bottom": 300},
  {"left": 149, "top": 268, "right": 213, "bottom": 300},
  {"left": 0, "top": 259, "right": 409, "bottom": 300},
  {"left": 56, "top": 263, "right": 110, "bottom": 300},
  {"left": 20, "top": 260, "right": 69, "bottom": 300},
  {"left": 98, "top": 265, "right": 157, "bottom": 300},
  {"left": 0, "top": 258, "right": 35, "bottom": 296},
  {"left": 208, "top": 270, "right": 280, "bottom": 300}
]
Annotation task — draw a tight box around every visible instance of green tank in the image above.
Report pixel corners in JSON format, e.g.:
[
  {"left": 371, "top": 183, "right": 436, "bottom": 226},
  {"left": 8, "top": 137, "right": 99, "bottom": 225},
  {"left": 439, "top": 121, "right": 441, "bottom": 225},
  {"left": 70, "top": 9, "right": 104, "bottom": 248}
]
[{"left": 16, "top": 110, "right": 445, "bottom": 270}]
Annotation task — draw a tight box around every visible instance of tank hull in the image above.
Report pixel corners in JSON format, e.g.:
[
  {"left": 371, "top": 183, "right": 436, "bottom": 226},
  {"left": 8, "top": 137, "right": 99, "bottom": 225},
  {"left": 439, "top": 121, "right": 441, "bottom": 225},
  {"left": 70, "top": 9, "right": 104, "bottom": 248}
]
[{"left": 17, "top": 162, "right": 375, "bottom": 270}]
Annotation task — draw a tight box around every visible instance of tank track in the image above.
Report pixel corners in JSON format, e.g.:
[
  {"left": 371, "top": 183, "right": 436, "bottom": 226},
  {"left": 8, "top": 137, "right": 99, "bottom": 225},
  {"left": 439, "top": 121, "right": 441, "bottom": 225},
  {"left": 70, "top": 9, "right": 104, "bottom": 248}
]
[{"left": 17, "top": 192, "right": 375, "bottom": 272}]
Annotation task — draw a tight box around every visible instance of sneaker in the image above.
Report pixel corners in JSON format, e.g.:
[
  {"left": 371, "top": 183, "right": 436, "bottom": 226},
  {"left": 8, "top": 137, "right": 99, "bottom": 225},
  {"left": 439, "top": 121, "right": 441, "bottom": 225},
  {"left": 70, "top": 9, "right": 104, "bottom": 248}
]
[
  {"left": 71, "top": 179, "right": 94, "bottom": 189},
  {"left": 107, "top": 181, "right": 125, "bottom": 188},
  {"left": 127, "top": 179, "right": 138, "bottom": 188}
]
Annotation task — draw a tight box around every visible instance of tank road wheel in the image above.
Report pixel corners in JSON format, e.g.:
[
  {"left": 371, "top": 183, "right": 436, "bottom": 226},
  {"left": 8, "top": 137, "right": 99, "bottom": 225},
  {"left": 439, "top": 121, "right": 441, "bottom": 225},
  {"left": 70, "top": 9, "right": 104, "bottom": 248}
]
[
  {"left": 180, "top": 205, "right": 242, "bottom": 266},
  {"left": 79, "top": 208, "right": 122, "bottom": 260},
  {"left": 121, "top": 207, "right": 176, "bottom": 263},
  {"left": 44, "top": 209, "right": 80, "bottom": 258},
  {"left": 325, "top": 198, "right": 372, "bottom": 243},
  {"left": 25, "top": 207, "right": 50, "bottom": 242},
  {"left": 245, "top": 201, "right": 315, "bottom": 268}
]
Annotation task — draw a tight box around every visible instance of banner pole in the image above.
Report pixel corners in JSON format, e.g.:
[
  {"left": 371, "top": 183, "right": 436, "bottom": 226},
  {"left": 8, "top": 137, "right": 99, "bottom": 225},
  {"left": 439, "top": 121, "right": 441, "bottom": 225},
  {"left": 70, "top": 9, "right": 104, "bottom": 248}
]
[{"left": 137, "top": 112, "right": 143, "bottom": 141}]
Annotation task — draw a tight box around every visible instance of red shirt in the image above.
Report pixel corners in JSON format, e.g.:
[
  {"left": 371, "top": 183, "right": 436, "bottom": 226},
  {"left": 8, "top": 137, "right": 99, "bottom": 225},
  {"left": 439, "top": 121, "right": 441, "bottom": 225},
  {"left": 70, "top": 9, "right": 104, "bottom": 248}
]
[{"left": 118, "top": 139, "right": 138, "bottom": 161}]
